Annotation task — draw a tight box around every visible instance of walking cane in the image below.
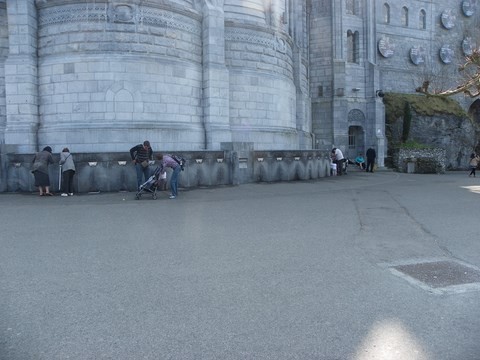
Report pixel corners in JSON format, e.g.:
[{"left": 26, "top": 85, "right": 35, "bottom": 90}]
[{"left": 58, "top": 165, "right": 62, "bottom": 191}]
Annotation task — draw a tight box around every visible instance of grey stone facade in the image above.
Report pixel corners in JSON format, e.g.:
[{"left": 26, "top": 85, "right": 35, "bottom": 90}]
[{"left": 0, "top": 0, "right": 478, "bottom": 169}]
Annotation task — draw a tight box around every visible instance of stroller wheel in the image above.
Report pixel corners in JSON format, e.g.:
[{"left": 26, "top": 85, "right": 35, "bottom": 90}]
[
  {"left": 135, "top": 194, "right": 141, "bottom": 200},
  {"left": 153, "top": 194, "right": 157, "bottom": 200}
]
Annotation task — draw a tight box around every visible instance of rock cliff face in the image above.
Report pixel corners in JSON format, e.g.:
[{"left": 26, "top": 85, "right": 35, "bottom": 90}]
[{"left": 388, "top": 112, "right": 478, "bottom": 170}]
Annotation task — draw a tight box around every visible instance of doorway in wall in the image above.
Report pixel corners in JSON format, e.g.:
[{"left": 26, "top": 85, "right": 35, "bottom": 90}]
[{"left": 348, "top": 125, "right": 365, "bottom": 160}]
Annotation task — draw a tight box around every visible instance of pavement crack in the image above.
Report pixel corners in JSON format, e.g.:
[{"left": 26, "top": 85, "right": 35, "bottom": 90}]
[{"left": 388, "top": 193, "right": 454, "bottom": 258}]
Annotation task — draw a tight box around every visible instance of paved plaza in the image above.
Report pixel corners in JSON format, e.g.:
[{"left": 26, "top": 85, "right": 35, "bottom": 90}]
[{"left": 1, "top": 170, "right": 480, "bottom": 360}]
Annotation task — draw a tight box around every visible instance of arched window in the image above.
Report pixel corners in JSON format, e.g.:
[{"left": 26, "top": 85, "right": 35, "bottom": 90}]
[
  {"left": 383, "top": 3, "right": 390, "bottom": 24},
  {"left": 402, "top": 7, "right": 409, "bottom": 27},
  {"left": 419, "top": 9, "right": 426, "bottom": 29},
  {"left": 347, "top": 30, "right": 359, "bottom": 63},
  {"left": 346, "top": 0, "right": 355, "bottom": 15}
]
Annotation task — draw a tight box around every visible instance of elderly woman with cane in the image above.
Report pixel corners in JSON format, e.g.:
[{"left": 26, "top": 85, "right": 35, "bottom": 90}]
[{"left": 59, "top": 147, "right": 76, "bottom": 196}]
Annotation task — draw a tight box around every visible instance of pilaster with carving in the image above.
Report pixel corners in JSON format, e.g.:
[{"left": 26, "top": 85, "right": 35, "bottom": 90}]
[
  {"left": 0, "top": 0, "right": 7, "bottom": 146},
  {"left": 202, "top": 0, "right": 231, "bottom": 149},
  {"left": 4, "top": 0, "right": 39, "bottom": 152},
  {"left": 291, "top": 0, "right": 312, "bottom": 148}
]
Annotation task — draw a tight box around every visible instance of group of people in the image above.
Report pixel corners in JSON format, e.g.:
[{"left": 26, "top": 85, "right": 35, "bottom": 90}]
[
  {"left": 129, "top": 140, "right": 182, "bottom": 199},
  {"left": 31, "top": 140, "right": 182, "bottom": 199},
  {"left": 353, "top": 147, "right": 377, "bottom": 172},
  {"left": 330, "top": 146, "right": 377, "bottom": 175},
  {"left": 31, "top": 144, "right": 480, "bottom": 195},
  {"left": 32, "top": 146, "right": 76, "bottom": 196}
]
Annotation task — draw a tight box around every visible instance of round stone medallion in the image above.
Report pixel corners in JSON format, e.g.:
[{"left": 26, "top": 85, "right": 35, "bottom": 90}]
[
  {"left": 462, "top": 37, "right": 476, "bottom": 56},
  {"left": 378, "top": 37, "right": 395, "bottom": 58},
  {"left": 462, "top": 0, "right": 476, "bottom": 17},
  {"left": 410, "top": 46, "right": 426, "bottom": 65},
  {"left": 441, "top": 9, "right": 456, "bottom": 29},
  {"left": 439, "top": 45, "right": 454, "bottom": 64}
]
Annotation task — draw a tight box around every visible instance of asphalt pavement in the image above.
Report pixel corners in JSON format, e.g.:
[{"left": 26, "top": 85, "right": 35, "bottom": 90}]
[{"left": 1, "top": 168, "right": 480, "bottom": 360}]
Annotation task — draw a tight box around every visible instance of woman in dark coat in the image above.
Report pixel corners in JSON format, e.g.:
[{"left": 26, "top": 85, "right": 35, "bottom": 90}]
[{"left": 32, "top": 146, "right": 54, "bottom": 196}]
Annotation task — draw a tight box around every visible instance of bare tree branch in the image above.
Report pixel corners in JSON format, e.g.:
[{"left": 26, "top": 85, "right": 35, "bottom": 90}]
[{"left": 416, "top": 49, "right": 480, "bottom": 98}]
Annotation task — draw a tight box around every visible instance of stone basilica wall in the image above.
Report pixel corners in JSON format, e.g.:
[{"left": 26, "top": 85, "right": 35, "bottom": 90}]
[
  {"left": 0, "top": 0, "right": 477, "bottom": 162},
  {"left": 0, "top": 0, "right": 305, "bottom": 154},
  {"left": 36, "top": 1, "right": 205, "bottom": 152},
  {"left": 225, "top": 24, "right": 297, "bottom": 149},
  {"left": 376, "top": 0, "right": 478, "bottom": 108},
  {"left": 308, "top": 0, "right": 479, "bottom": 164}
]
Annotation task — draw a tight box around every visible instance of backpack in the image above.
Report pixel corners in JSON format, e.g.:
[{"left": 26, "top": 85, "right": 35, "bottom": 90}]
[{"left": 172, "top": 155, "right": 186, "bottom": 171}]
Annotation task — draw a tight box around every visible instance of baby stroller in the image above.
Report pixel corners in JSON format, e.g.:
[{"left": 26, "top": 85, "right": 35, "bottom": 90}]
[
  {"left": 342, "top": 158, "right": 348, "bottom": 175},
  {"left": 135, "top": 167, "right": 164, "bottom": 200}
]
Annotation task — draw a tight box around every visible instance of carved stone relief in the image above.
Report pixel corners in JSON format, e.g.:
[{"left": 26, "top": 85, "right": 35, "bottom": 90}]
[
  {"left": 225, "top": 28, "right": 290, "bottom": 54},
  {"left": 38, "top": 3, "right": 201, "bottom": 36},
  {"left": 108, "top": 4, "right": 136, "bottom": 24},
  {"left": 378, "top": 37, "right": 395, "bottom": 58},
  {"left": 462, "top": 0, "right": 477, "bottom": 17},
  {"left": 462, "top": 37, "right": 476, "bottom": 56},
  {"left": 410, "top": 46, "right": 426, "bottom": 65},
  {"left": 439, "top": 44, "right": 454, "bottom": 64},
  {"left": 440, "top": 9, "right": 456, "bottom": 29},
  {"left": 348, "top": 109, "right": 365, "bottom": 123},
  {"left": 38, "top": 4, "right": 108, "bottom": 26}
]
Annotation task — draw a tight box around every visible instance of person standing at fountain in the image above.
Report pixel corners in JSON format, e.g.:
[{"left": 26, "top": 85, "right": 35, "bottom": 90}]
[
  {"left": 156, "top": 153, "right": 181, "bottom": 199},
  {"left": 331, "top": 148, "right": 345, "bottom": 176},
  {"left": 31, "top": 146, "right": 54, "bottom": 196},
  {"left": 59, "top": 147, "right": 76, "bottom": 196},
  {"left": 130, "top": 140, "right": 153, "bottom": 190}
]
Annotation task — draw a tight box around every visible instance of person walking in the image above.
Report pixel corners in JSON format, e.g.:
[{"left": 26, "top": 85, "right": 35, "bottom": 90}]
[
  {"left": 468, "top": 153, "right": 480, "bottom": 177},
  {"left": 31, "top": 146, "right": 54, "bottom": 196},
  {"left": 156, "top": 153, "right": 182, "bottom": 199},
  {"left": 366, "top": 146, "right": 376, "bottom": 173},
  {"left": 59, "top": 148, "right": 76, "bottom": 196},
  {"left": 130, "top": 140, "right": 153, "bottom": 190}
]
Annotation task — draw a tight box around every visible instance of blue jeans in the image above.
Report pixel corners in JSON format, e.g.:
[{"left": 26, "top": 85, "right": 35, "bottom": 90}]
[
  {"left": 170, "top": 165, "right": 181, "bottom": 197},
  {"left": 135, "top": 163, "right": 150, "bottom": 189}
]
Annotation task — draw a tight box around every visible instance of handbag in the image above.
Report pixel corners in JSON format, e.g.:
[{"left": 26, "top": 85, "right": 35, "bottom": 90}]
[
  {"left": 141, "top": 160, "right": 149, "bottom": 168},
  {"left": 31, "top": 161, "right": 43, "bottom": 173}
]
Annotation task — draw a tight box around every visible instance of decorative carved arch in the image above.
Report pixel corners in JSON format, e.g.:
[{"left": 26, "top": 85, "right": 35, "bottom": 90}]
[
  {"left": 347, "top": 30, "right": 359, "bottom": 63},
  {"left": 348, "top": 109, "right": 365, "bottom": 123},
  {"left": 106, "top": 81, "right": 143, "bottom": 114},
  {"left": 383, "top": 3, "right": 390, "bottom": 24},
  {"left": 419, "top": 9, "right": 426, "bottom": 29}
]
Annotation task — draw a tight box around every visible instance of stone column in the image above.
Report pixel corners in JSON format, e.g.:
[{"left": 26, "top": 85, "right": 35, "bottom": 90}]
[
  {"left": 202, "top": 0, "right": 231, "bottom": 150},
  {"left": 0, "top": 1, "right": 8, "bottom": 146},
  {"left": 365, "top": 0, "right": 376, "bottom": 63},
  {"left": 375, "top": 111, "right": 385, "bottom": 168},
  {"left": 292, "top": 0, "right": 312, "bottom": 149},
  {"left": 366, "top": 0, "right": 385, "bottom": 167},
  {"left": 4, "top": 0, "right": 38, "bottom": 153}
]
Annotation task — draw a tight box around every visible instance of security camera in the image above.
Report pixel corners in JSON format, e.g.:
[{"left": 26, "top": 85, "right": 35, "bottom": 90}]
[{"left": 376, "top": 90, "right": 385, "bottom": 98}]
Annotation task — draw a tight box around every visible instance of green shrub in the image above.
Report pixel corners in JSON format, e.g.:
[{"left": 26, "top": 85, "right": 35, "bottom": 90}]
[
  {"left": 399, "top": 140, "right": 432, "bottom": 149},
  {"left": 402, "top": 102, "right": 412, "bottom": 143},
  {"left": 384, "top": 93, "right": 467, "bottom": 119}
]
